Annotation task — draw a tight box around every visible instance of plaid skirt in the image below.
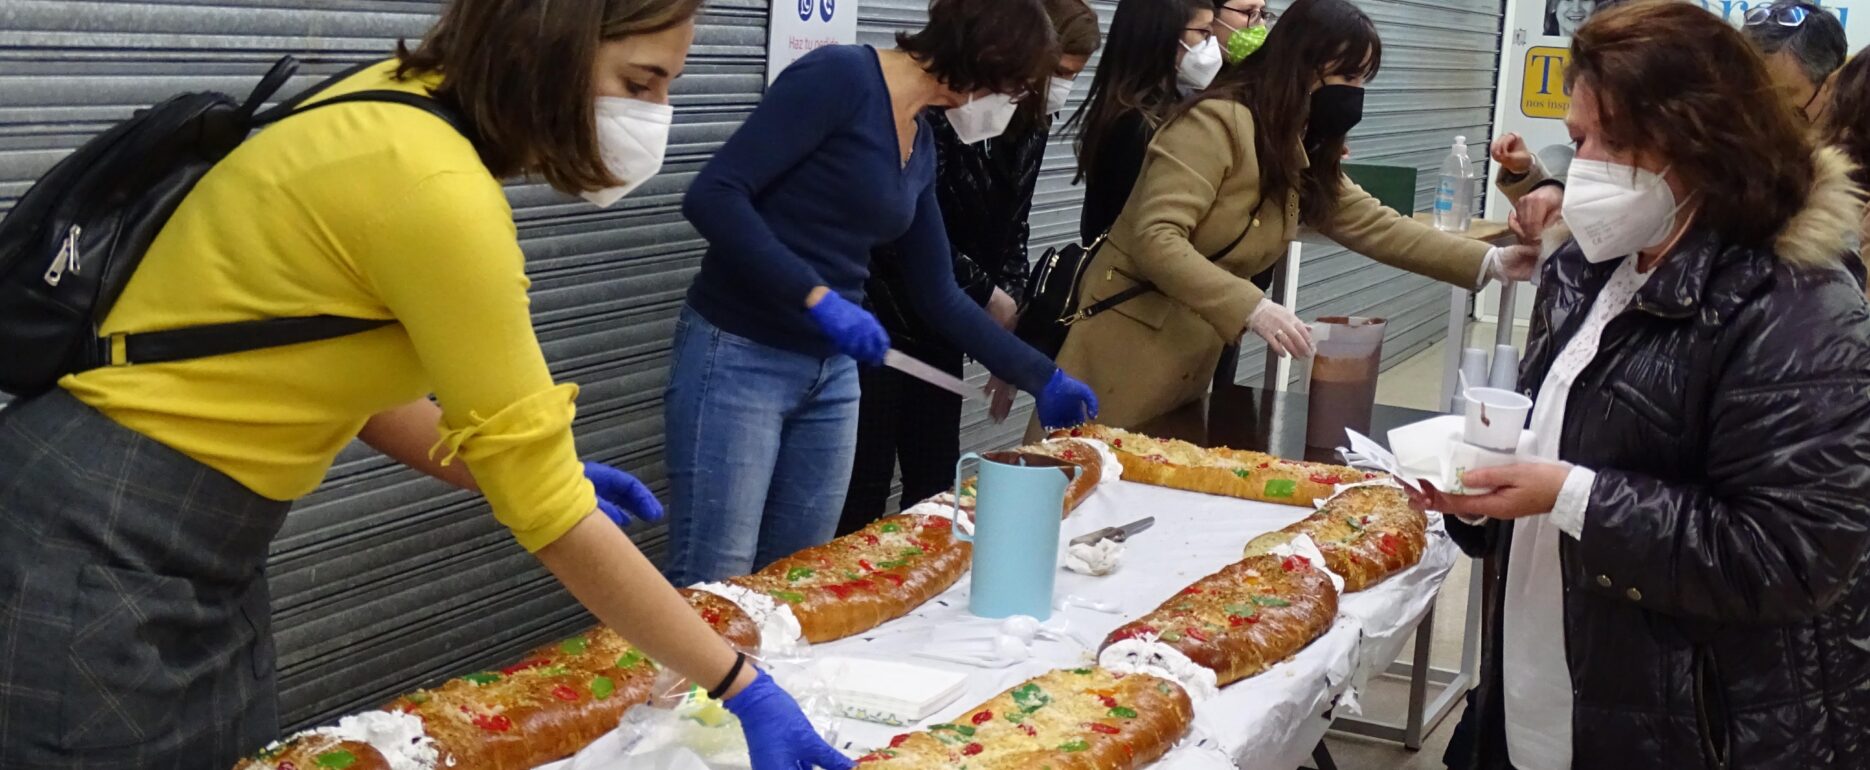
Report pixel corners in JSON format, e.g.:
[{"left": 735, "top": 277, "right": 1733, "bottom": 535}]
[{"left": 0, "top": 389, "right": 292, "bottom": 769}]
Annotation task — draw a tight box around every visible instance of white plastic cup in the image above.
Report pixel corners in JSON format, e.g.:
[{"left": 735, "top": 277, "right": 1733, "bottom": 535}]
[
  {"left": 1488, "top": 345, "right": 1521, "bottom": 390},
  {"left": 1462, "top": 386, "right": 1532, "bottom": 451}
]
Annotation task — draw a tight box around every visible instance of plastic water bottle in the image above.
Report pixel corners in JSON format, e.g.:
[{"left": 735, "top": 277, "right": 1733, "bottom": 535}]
[{"left": 1434, "top": 136, "right": 1474, "bottom": 232}]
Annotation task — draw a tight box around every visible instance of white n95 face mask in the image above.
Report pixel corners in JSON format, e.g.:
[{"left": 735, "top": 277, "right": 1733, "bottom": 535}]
[
  {"left": 950, "top": 93, "right": 1021, "bottom": 144},
  {"left": 1045, "top": 77, "right": 1076, "bottom": 115},
  {"left": 581, "top": 97, "right": 673, "bottom": 208},
  {"left": 1561, "top": 158, "right": 1683, "bottom": 263},
  {"left": 1177, "top": 37, "right": 1224, "bottom": 94}
]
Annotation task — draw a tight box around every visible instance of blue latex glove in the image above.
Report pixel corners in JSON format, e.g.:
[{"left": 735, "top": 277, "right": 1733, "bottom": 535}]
[
  {"left": 806, "top": 292, "right": 889, "bottom": 365},
  {"left": 724, "top": 669, "right": 853, "bottom": 770},
  {"left": 1034, "top": 368, "right": 1100, "bottom": 430},
  {"left": 583, "top": 461, "right": 664, "bottom": 527}
]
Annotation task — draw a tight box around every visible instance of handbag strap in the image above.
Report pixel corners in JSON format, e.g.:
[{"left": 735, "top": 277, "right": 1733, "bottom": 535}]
[{"left": 1065, "top": 222, "right": 1256, "bottom": 326}]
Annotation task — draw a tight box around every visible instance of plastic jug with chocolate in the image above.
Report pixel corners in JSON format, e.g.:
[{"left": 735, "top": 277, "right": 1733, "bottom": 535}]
[{"left": 1305, "top": 316, "right": 1387, "bottom": 449}]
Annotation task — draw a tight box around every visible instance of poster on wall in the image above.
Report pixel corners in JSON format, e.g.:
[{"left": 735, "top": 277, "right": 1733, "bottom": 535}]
[{"left": 767, "top": 0, "right": 860, "bottom": 84}]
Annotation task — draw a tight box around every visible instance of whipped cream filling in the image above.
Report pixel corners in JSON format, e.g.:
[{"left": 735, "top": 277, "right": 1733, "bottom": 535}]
[
  {"left": 1097, "top": 634, "right": 1220, "bottom": 702},
  {"left": 1064, "top": 539, "right": 1124, "bottom": 576},
  {"left": 1258, "top": 533, "right": 1345, "bottom": 595},
  {"left": 311, "top": 710, "right": 439, "bottom": 770},
  {"left": 690, "top": 582, "right": 806, "bottom": 655}
]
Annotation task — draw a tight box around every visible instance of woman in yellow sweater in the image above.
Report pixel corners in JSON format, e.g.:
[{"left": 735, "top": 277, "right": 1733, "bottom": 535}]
[{"left": 0, "top": 1, "right": 848, "bottom": 768}]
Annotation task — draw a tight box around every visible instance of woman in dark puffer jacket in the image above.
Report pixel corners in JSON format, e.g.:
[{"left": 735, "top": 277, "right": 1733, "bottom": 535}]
[{"left": 1425, "top": 4, "right": 1870, "bottom": 769}]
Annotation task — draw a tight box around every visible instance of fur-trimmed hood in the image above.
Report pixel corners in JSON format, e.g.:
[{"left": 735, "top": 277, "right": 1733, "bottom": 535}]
[{"left": 1538, "top": 146, "right": 1866, "bottom": 268}]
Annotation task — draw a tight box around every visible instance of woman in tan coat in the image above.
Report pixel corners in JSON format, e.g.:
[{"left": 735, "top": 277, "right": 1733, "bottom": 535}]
[{"left": 1044, "top": 0, "right": 1536, "bottom": 433}]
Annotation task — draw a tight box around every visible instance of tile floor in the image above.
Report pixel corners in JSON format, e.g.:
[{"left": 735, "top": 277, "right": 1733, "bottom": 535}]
[{"left": 1301, "top": 321, "right": 1528, "bottom": 770}]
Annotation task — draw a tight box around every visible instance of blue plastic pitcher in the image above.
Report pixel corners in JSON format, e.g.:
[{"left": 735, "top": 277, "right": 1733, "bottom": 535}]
[{"left": 951, "top": 451, "right": 1078, "bottom": 620}]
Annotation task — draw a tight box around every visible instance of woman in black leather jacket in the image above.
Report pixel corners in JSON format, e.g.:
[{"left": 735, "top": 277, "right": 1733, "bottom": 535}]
[
  {"left": 1425, "top": 5, "right": 1870, "bottom": 769},
  {"left": 838, "top": 0, "right": 1101, "bottom": 533}
]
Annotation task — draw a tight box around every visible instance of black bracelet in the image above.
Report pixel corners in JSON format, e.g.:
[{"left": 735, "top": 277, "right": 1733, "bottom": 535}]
[{"left": 707, "top": 651, "right": 748, "bottom": 701}]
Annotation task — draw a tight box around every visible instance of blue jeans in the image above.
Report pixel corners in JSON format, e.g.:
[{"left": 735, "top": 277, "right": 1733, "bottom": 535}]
[{"left": 663, "top": 306, "right": 862, "bottom": 586}]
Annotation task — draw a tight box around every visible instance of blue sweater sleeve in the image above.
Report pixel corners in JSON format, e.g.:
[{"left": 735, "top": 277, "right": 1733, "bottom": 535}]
[
  {"left": 896, "top": 181, "right": 1057, "bottom": 394},
  {"left": 681, "top": 51, "right": 853, "bottom": 305}
]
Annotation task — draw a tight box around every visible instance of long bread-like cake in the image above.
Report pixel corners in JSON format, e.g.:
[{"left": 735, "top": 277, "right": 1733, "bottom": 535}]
[
  {"left": 1006, "top": 438, "right": 1106, "bottom": 515},
  {"left": 1052, "top": 425, "right": 1379, "bottom": 505},
  {"left": 1247, "top": 485, "right": 1427, "bottom": 592},
  {"left": 856, "top": 668, "right": 1193, "bottom": 768},
  {"left": 1103, "top": 553, "right": 1338, "bottom": 686},
  {"left": 234, "top": 735, "right": 391, "bottom": 770},
  {"left": 381, "top": 591, "right": 758, "bottom": 770},
  {"left": 729, "top": 514, "right": 970, "bottom": 643}
]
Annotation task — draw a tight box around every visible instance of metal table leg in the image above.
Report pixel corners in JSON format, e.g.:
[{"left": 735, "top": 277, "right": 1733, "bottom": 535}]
[{"left": 1311, "top": 740, "right": 1340, "bottom": 770}]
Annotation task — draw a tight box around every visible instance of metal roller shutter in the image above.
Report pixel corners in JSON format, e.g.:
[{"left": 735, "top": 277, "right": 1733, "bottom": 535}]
[{"left": 0, "top": 0, "right": 769, "bottom": 730}]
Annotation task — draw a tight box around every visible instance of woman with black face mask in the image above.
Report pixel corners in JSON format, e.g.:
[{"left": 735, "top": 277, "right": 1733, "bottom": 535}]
[{"left": 1037, "top": 0, "right": 1540, "bottom": 434}]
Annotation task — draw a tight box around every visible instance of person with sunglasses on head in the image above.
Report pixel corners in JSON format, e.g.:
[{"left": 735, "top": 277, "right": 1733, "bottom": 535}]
[
  {"left": 0, "top": 1, "right": 849, "bottom": 768},
  {"left": 1743, "top": 0, "right": 1848, "bottom": 122},
  {"left": 1038, "top": 0, "right": 1537, "bottom": 437},
  {"left": 667, "top": 0, "right": 1100, "bottom": 587},
  {"left": 1429, "top": 4, "right": 1870, "bottom": 769},
  {"left": 1070, "top": 0, "right": 1221, "bottom": 244},
  {"left": 1211, "top": 0, "right": 1276, "bottom": 66},
  {"left": 838, "top": 0, "right": 1102, "bottom": 535}
]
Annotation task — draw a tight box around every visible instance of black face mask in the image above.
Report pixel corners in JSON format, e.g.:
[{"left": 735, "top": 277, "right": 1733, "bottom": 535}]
[{"left": 1304, "top": 84, "right": 1365, "bottom": 152}]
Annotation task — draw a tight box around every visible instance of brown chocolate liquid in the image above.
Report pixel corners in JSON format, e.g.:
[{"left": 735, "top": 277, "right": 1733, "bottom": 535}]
[{"left": 1307, "top": 354, "right": 1381, "bottom": 448}]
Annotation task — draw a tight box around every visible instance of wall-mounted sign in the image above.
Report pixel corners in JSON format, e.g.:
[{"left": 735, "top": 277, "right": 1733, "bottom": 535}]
[
  {"left": 768, "top": 0, "right": 860, "bottom": 85},
  {"left": 1519, "top": 47, "right": 1571, "bottom": 119}
]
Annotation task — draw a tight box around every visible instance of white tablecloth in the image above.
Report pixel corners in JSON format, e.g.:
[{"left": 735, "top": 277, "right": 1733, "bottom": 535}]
[
  {"left": 819, "top": 479, "right": 1458, "bottom": 769},
  {"left": 540, "top": 478, "right": 1457, "bottom": 770}
]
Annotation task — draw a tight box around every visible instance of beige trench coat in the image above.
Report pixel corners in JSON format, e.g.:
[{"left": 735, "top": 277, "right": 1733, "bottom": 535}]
[{"left": 1033, "top": 100, "right": 1492, "bottom": 439}]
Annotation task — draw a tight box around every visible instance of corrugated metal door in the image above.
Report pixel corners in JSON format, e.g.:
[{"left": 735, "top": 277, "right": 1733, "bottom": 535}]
[
  {"left": 866, "top": 0, "right": 1503, "bottom": 393},
  {"left": 0, "top": 0, "right": 769, "bottom": 730}
]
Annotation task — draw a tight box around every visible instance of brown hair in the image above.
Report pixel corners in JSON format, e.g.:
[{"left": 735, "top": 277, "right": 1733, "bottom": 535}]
[
  {"left": 1048, "top": 0, "right": 1103, "bottom": 58},
  {"left": 395, "top": 0, "right": 704, "bottom": 193},
  {"left": 1187, "top": 0, "right": 1381, "bottom": 224},
  {"left": 898, "top": 0, "right": 1059, "bottom": 98},
  {"left": 1068, "top": 0, "right": 1209, "bottom": 185},
  {"left": 1818, "top": 47, "right": 1870, "bottom": 189},
  {"left": 1567, "top": 1, "right": 1815, "bottom": 247}
]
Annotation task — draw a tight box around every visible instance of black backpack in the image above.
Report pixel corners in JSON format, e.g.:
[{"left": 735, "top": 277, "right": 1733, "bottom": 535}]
[{"left": 0, "top": 56, "right": 471, "bottom": 396}]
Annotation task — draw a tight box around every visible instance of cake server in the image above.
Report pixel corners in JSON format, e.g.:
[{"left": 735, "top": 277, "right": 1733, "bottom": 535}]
[{"left": 1069, "top": 516, "right": 1155, "bottom": 547}]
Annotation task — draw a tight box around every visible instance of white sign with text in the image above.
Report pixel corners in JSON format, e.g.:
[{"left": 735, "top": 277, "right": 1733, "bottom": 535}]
[{"left": 767, "top": 0, "right": 860, "bottom": 84}]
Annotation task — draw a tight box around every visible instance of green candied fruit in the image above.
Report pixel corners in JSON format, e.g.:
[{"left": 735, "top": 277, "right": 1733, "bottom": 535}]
[
  {"left": 1225, "top": 603, "right": 1257, "bottom": 618},
  {"left": 559, "top": 636, "right": 589, "bottom": 656},
  {"left": 1264, "top": 478, "right": 1298, "bottom": 498},
  {"left": 462, "top": 672, "right": 501, "bottom": 686},
  {"left": 1012, "top": 683, "right": 1052, "bottom": 713},
  {"left": 1070, "top": 668, "right": 1094, "bottom": 675},
  {"left": 771, "top": 590, "right": 806, "bottom": 604},
  {"left": 406, "top": 692, "right": 429, "bottom": 705},
  {"left": 314, "top": 750, "right": 358, "bottom": 769},
  {"left": 929, "top": 723, "right": 976, "bottom": 745},
  {"left": 540, "top": 664, "right": 571, "bottom": 677},
  {"left": 1059, "top": 739, "right": 1090, "bottom": 752},
  {"left": 591, "top": 675, "right": 616, "bottom": 700},
  {"left": 617, "top": 650, "right": 647, "bottom": 670},
  {"left": 786, "top": 566, "right": 815, "bottom": 582},
  {"left": 1345, "top": 515, "right": 1366, "bottom": 531},
  {"left": 876, "top": 560, "right": 906, "bottom": 570},
  {"left": 900, "top": 547, "right": 924, "bottom": 557},
  {"left": 1232, "top": 468, "right": 1250, "bottom": 479},
  {"left": 1252, "top": 595, "right": 1293, "bottom": 608},
  {"left": 879, "top": 523, "right": 903, "bottom": 533},
  {"left": 1156, "top": 682, "right": 1175, "bottom": 695},
  {"left": 1109, "top": 706, "right": 1138, "bottom": 719},
  {"left": 1160, "top": 629, "right": 1185, "bottom": 642},
  {"left": 1005, "top": 709, "right": 1027, "bottom": 724}
]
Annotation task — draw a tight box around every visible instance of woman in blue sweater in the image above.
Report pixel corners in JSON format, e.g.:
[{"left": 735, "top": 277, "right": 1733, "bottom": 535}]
[{"left": 668, "top": 0, "right": 1099, "bottom": 585}]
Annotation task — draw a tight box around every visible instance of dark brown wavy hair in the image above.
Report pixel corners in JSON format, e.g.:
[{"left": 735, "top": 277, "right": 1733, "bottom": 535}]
[
  {"left": 1818, "top": 47, "right": 1870, "bottom": 189},
  {"left": 1182, "top": 0, "right": 1381, "bottom": 224},
  {"left": 898, "top": 0, "right": 1059, "bottom": 98},
  {"left": 395, "top": 0, "right": 704, "bottom": 193},
  {"left": 1566, "top": 1, "right": 1815, "bottom": 247},
  {"left": 1067, "top": 0, "right": 1211, "bottom": 185}
]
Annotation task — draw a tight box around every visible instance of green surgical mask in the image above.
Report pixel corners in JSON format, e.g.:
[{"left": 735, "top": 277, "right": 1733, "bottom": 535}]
[{"left": 1221, "top": 22, "right": 1268, "bottom": 64}]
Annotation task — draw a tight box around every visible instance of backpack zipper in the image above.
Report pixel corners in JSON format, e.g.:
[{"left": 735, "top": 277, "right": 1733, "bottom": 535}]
[{"left": 42, "top": 224, "right": 82, "bottom": 286}]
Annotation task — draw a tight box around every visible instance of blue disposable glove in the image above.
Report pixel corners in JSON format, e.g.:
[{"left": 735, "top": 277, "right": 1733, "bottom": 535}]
[
  {"left": 724, "top": 669, "right": 853, "bottom": 770},
  {"left": 806, "top": 292, "right": 890, "bottom": 365},
  {"left": 1034, "top": 368, "right": 1100, "bottom": 430},
  {"left": 583, "top": 461, "right": 664, "bottom": 527}
]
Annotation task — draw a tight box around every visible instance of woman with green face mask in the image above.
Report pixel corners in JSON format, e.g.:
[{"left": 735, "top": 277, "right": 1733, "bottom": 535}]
[{"left": 1211, "top": 0, "right": 1274, "bottom": 64}]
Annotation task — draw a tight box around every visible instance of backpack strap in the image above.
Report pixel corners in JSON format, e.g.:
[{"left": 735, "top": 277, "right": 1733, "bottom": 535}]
[
  {"left": 1064, "top": 221, "right": 1256, "bottom": 326},
  {"left": 81, "top": 84, "right": 473, "bottom": 372}
]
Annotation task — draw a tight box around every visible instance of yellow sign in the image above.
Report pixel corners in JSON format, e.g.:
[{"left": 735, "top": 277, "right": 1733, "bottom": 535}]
[{"left": 1520, "top": 47, "right": 1571, "bottom": 119}]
